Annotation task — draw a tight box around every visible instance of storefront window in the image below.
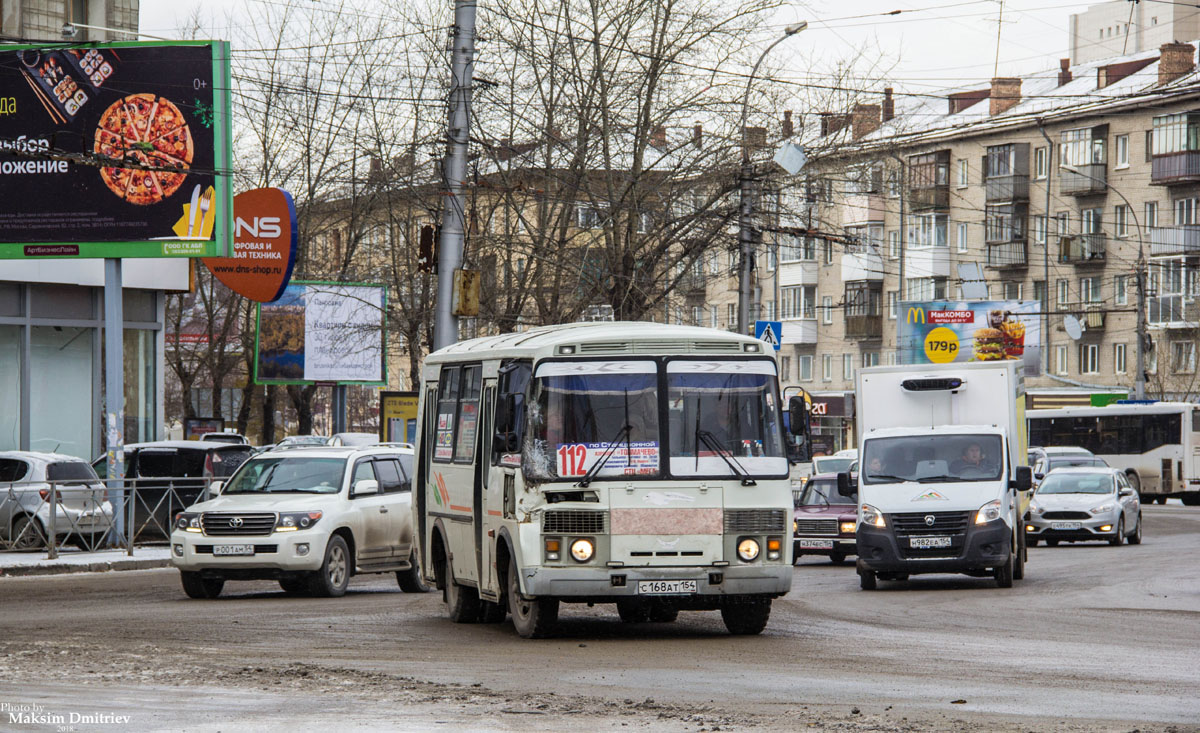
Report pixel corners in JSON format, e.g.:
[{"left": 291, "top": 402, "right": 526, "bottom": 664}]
[
  {"left": 0, "top": 326, "right": 19, "bottom": 451},
  {"left": 30, "top": 326, "right": 93, "bottom": 459},
  {"left": 124, "top": 329, "right": 157, "bottom": 444}
]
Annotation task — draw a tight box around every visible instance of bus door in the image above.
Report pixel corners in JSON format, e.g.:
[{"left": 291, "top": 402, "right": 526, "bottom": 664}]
[
  {"left": 429, "top": 364, "right": 483, "bottom": 586},
  {"left": 416, "top": 383, "right": 437, "bottom": 581},
  {"left": 475, "top": 380, "right": 499, "bottom": 601},
  {"left": 484, "top": 361, "right": 531, "bottom": 596}
]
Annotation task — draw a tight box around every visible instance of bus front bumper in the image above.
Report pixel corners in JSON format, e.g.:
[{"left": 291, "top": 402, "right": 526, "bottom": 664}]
[{"left": 519, "top": 564, "right": 791, "bottom": 601}]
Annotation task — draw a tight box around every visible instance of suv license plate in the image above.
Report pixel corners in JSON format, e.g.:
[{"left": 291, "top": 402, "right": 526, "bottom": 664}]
[
  {"left": 213, "top": 544, "right": 254, "bottom": 556},
  {"left": 799, "top": 539, "right": 834, "bottom": 549},
  {"left": 1051, "top": 522, "right": 1082, "bottom": 530},
  {"left": 909, "top": 536, "right": 952, "bottom": 549},
  {"left": 638, "top": 580, "right": 698, "bottom": 595}
]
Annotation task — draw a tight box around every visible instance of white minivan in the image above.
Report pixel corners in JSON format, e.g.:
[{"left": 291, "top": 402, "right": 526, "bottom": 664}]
[{"left": 170, "top": 446, "right": 426, "bottom": 599}]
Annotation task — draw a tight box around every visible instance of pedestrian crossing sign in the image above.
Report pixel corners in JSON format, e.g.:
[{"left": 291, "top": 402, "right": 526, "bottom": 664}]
[{"left": 755, "top": 320, "right": 782, "bottom": 351}]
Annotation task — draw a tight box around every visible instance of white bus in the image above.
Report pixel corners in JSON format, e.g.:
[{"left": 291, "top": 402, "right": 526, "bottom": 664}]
[
  {"left": 1027, "top": 402, "right": 1200, "bottom": 505},
  {"left": 413, "top": 322, "right": 795, "bottom": 638}
]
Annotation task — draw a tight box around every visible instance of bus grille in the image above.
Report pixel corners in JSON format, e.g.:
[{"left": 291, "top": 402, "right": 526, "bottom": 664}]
[
  {"left": 202, "top": 512, "right": 276, "bottom": 536},
  {"left": 725, "top": 509, "right": 787, "bottom": 533},
  {"left": 794, "top": 518, "right": 838, "bottom": 535},
  {"left": 543, "top": 510, "right": 607, "bottom": 534},
  {"left": 1042, "top": 511, "right": 1090, "bottom": 520}
]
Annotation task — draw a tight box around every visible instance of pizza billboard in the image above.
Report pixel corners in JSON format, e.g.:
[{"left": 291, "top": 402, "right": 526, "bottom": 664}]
[
  {"left": 898, "top": 300, "right": 1042, "bottom": 376},
  {"left": 254, "top": 282, "right": 387, "bottom": 386},
  {"left": 0, "top": 41, "right": 232, "bottom": 259}
]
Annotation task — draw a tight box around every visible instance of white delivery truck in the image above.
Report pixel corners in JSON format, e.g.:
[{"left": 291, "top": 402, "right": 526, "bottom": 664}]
[{"left": 837, "top": 361, "right": 1032, "bottom": 589}]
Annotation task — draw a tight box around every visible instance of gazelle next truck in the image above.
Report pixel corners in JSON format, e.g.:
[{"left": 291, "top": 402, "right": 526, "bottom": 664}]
[{"left": 839, "top": 361, "right": 1032, "bottom": 589}]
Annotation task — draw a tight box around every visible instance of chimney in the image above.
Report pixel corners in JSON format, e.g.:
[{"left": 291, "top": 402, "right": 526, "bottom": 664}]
[
  {"left": 368, "top": 156, "right": 383, "bottom": 183},
  {"left": 819, "top": 112, "right": 851, "bottom": 137},
  {"left": 782, "top": 110, "right": 794, "bottom": 138},
  {"left": 989, "top": 77, "right": 1022, "bottom": 116},
  {"left": 1058, "top": 58, "right": 1072, "bottom": 86},
  {"left": 851, "top": 103, "right": 881, "bottom": 140},
  {"left": 650, "top": 125, "right": 668, "bottom": 150},
  {"left": 692, "top": 122, "right": 702, "bottom": 149},
  {"left": 1159, "top": 42, "right": 1195, "bottom": 86},
  {"left": 743, "top": 126, "right": 767, "bottom": 150},
  {"left": 882, "top": 88, "right": 894, "bottom": 122}
]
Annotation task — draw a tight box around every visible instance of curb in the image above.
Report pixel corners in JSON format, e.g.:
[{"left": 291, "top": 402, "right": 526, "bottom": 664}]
[{"left": 0, "top": 558, "right": 172, "bottom": 578}]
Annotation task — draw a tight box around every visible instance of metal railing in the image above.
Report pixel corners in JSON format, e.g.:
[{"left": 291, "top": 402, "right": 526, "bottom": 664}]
[{"left": 1, "top": 476, "right": 218, "bottom": 559}]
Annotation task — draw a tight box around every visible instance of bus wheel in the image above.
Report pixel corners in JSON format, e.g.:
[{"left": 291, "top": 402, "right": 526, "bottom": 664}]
[
  {"left": 442, "top": 554, "right": 480, "bottom": 623},
  {"left": 507, "top": 564, "right": 558, "bottom": 638},
  {"left": 1124, "top": 472, "right": 1141, "bottom": 496},
  {"left": 1182, "top": 494, "right": 1200, "bottom": 506},
  {"left": 720, "top": 599, "right": 771, "bottom": 635},
  {"left": 616, "top": 599, "right": 649, "bottom": 623},
  {"left": 647, "top": 601, "right": 679, "bottom": 623}
]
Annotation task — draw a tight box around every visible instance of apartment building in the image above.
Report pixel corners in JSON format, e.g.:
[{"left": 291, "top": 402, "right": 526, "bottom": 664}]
[
  {"left": 762, "top": 41, "right": 1200, "bottom": 449},
  {"left": 1070, "top": 0, "right": 1200, "bottom": 65}
]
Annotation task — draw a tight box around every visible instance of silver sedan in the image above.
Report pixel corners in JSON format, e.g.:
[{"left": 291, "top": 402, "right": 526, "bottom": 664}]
[{"left": 1025, "top": 467, "right": 1142, "bottom": 547}]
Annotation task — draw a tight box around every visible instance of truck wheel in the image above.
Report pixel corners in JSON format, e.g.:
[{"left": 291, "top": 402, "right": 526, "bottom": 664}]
[
  {"left": 180, "top": 571, "right": 224, "bottom": 599},
  {"left": 647, "top": 601, "right": 679, "bottom": 623},
  {"left": 441, "top": 553, "right": 481, "bottom": 623},
  {"left": 1013, "top": 526, "right": 1026, "bottom": 581},
  {"left": 859, "top": 568, "right": 877, "bottom": 590},
  {"left": 507, "top": 563, "right": 557, "bottom": 638},
  {"left": 1182, "top": 494, "right": 1200, "bottom": 506},
  {"left": 308, "top": 534, "right": 351, "bottom": 598},
  {"left": 994, "top": 548, "right": 1014, "bottom": 588},
  {"left": 1109, "top": 517, "right": 1125, "bottom": 546},
  {"left": 396, "top": 551, "right": 430, "bottom": 593},
  {"left": 616, "top": 599, "right": 649, "bottom": 623},
  {"left": 720, "top": 599, "right": 771, "bottom": 635}
]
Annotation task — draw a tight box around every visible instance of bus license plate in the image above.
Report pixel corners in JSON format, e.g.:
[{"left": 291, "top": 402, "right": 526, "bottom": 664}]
[
  {"left": 909, "top": 536, "right": 951, "bottom": 549},
  {"left": 799, "top": 539, "right": 834, "bottom": 549},
  {"left": 213, "top": 544, "right": 254, "bottom": 556},
  {"left": 1051, "top": 522, "right": 1082, "bottom": 530},
  {"left": 638, "top": 580, "right": 697, "bottom": 595}
]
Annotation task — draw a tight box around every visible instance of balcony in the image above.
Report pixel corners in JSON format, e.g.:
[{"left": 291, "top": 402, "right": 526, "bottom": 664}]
[
  {"left": 841, "top": 193, "right": 886, "bottom": 225},
  {"left": 908, "top": 185, "right": 949, "bottom": 211},
  {"left": 1063, "top": 301, "right": 1107, "bottom": 330},
  {"left": 781, "top": 318, "right": 818, "bottom": 344},
  {"left": 1149, "top": 225, "right": 1200, "bottom": 256},
  {"left": 840, "top": 248, "right": 883, "bottom": 282},
  {"left": 1059, "top": 163, "right": 1107, "bottom": 196},
  {"left": 778, "top": 259, "right": 818, "bottom": 286},
  {"left": 985, "top": 175, "right": 1029, "bottom": 202},
  {"left": 904, "top": 247, "right": 951, "bottom": 279},
  {"left": 1148, "top": 295, "right": 1200, "bottom": 329},
  {"left": 676, "top": 271, "right": 709, "bottom": 296},
  {"left": 845, "top": 314, "right": 882, "bottom": 340},
  {"left": 986, "top": 241, "right": 1028, "bottom": 268},
  {"left": 1151, "top": 151, "right": 1200, "bottom": 185},
  {"left": 1059, "top": 234, "right": 1107, "bottom": 264}
]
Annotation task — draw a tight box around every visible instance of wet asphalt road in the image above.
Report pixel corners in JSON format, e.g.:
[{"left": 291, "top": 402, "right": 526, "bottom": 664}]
[{"left": 1, "top": 505, "right": 1198, "bottom": 731}]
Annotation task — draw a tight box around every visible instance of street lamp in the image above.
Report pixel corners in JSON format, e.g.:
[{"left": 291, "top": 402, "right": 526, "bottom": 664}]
[
  {"left": 737, "top": 21, "right": 807, "bottom": 336},
  {"left": 1060, "top": 163, "right": 1147, "bottom": 399}
]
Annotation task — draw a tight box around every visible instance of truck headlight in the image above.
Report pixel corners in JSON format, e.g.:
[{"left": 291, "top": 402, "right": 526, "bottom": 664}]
[
  {"left": 570, "top": 538, "right": 595, "bottom": 562},
  {"left": 737, "top": 538, "right": 760, "bottom": 561},
  {"left": 276, "top": 511, "right": 323, "bottom": 532},
  {"left": 860, "top": 504, "right": 885, "bottom": 528},
  {"left": 175, "top": 512, "right": 201, "bottom": 533},
  {"left": 975, "top": 499, "right": 1002, "bottom": 524},
  {"left": 1089, "top": 503, "right": 1114, "bottom": 515}
]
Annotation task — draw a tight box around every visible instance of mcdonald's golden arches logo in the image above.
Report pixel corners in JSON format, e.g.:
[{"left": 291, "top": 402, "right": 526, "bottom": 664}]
[{"left": 906, "top": 306, "right": 926, "bottom": 324}]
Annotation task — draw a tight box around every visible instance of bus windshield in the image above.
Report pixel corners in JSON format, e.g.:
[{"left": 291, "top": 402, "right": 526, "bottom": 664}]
[{"left": 862, "top": 434, "right": 1004, "bottom": 484}]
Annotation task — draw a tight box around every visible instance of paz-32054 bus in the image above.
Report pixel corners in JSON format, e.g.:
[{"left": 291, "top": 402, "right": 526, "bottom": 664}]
[{"left": 413, "top": 323, "right": 794, "bottom": 637}]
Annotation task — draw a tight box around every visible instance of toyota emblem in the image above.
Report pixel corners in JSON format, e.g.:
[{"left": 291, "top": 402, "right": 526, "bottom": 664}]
[
  {"left": 229, "top": 517, "right": 244, "bottom": 528},
  {"left": 924, "top": 515, "right": 936, "bottom": 527}
]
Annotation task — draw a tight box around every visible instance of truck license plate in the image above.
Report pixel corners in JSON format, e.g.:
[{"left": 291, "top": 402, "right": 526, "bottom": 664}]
[
  {"left": 799, "top": 539, "right": 834, "bottom": 549},
  {"left": 1051, "top": 522, "right": 1082, "bottom": 530},
  {"left": 638, "top": 580, "right": 697, "bottom": 595},
  {"left": 909, "top": 536, "right": 951, "bottom": 549},
  {"left": 213, "top": 544, "right": 254, "bottom": 556}
]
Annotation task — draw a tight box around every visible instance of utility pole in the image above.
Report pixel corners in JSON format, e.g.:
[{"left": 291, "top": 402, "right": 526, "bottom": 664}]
[
  {"left": 1136, "top": 251, "right": 1148, "bottom": 400},
  {"left": 1038, "top": 122, "right": 1054, "bottom": 377},
  {"left": 433, "top": 0, "right": 478, "bottom": 351}
]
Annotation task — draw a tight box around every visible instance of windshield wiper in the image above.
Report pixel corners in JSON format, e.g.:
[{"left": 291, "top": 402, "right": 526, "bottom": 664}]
[
  {"left": 916, "top": 474, "right": 964, "bottom": 483},
  {"left": 866, "top": 474, "right": 911, "bottom": 483},
  {"left": 697, "top": 430, "right": 756, "bottom": 486},
  {"left": 576, "top": 424, "right": 630, "bottom": 488}
]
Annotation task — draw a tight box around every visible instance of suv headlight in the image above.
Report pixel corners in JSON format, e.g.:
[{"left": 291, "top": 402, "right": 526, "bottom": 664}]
[
  {"left": 860, "top": 504, "right": 885, "bottom": 528},
  {"left": 975, "top": 499, "right": 1003, "bottom": 524},
  {"left": 1089, "top": 503, "right": 1114, "bottom": 515},
  {"left": 276, "top": 511, "right": 323, "bottom": 532},
  {"left": 175, "top": 512, "right": 201, "bottom": 533}
]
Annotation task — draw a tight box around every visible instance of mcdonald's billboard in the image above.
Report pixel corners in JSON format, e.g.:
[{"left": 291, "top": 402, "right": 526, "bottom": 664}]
[{"left": 898, "top": 300, "right": 1042, "bottom": 376}]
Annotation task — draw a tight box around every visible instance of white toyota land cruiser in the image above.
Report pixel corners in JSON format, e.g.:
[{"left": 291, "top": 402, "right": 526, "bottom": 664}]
[{"left": 170, "top": 445, "right": 426, "bottom": 599}]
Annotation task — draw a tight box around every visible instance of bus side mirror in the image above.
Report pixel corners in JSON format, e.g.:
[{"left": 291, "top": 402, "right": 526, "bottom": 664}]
[
  {"left": 787, "top": 396, "right": 809, "bottom": 437},
  {"left": 1012, "top": 466, "right": 1032, "bottom": 492},
  {"left": 837, "top": 471, "right": 855, "bottom": 498}
]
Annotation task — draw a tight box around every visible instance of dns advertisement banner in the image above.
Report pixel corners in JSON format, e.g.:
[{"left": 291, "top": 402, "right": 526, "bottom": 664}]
[
  {"left": 0, "top": 41, "right": 231, "bottom": 258},
  {"left": 898, "top": 301, "right": 1042, "bottom": 376}
]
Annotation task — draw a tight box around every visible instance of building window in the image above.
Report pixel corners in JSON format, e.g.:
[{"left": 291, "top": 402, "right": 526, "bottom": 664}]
[
  {"left": 1175, "top": 198, "right": 1198, "bottom": 225},
  {"left": 957, "top": 222, "right": 968, "bottom": 253},
  {"left": 1080, "top": 276, "right": 1099, "bottom": 303},
  {"left": 842, "top": 353, "right": 854, "bottom": 381},
  {"left": 888, "top": 230, "right": 900, "bottom": 259},
  {"left": 1060, "top": 127, "right": 1106, "bottom": 166},
  {"left": 1056, "top": 212, "right": 1070, "bottom": 238},
  {"left": 906, "top": 277, "right": 947, "bottom": 301},
  {"left": 799, "top": 355, "right": 813, "bottom": 381},
  {"left": 781, "top": 286, "right": 816, "bottom": 319},
  {"left": 1173, "top": 342, "right": 1197, "bottom": 374},
  {"left": 1115, "top": 134, "right": 1129, "bottom": 168},
  {"left": 780, "top": 356, "right": 791, "bottom": 381},
  {"left": 1003, "top": 281, "right": 1022, "bottom": 300},
  {"left": 576, "top": 203, "right": 605, "bottom": 229},
  {"left": 888, "top": 291, "right": 898, "bottom": 319},
  {"left": 1032, "top": 215, "right": 1045, "bottom": 244},
  {"left": 1148, "top": 257, "right": 1200, "bottom": 326},
  {"left": 1055, "top": 345, "right": 1068, "bottom": 375},
  {"left": 1146, "top": 129, "right": 1154, "bottom": 162},
  {"left": 1152, "top": 112, "right": 1200, "bottom": 155},
  {"left": 1115, "top": 205, "right": 1129, "bottom": 238},
  {"left": 908, "top": 213, "right": 948, "bottom": 248},
  {"left": 1145, "top": 201, "right": 1158, "bottom": 229},
  {"left": 822, "top": 295, "right": 833, "bottom": 324},
  {"left": 691, "top": 305, "right": 702, "bottom": 326},
  {"left": 1115, "top": 275, "right": 1128, "bottom": 305},
  {"left": 822, "top": 354, "right": 832, "bottom": 381},
  {"left": 862, "top": 352, "right": 879, "bottom": 368},
  {"left": 886, "top": 351, "right": 898, "bottom": 366},
  {"left": 767, "top": 247, "right": 776, "bottom": 271},
  {"left": 1114, "top": 343, "right": 1127, "bottom": 374},
  {"left": 1034, "top": 146, "right": 1048, "bottom": 179},
  {"left": 1056, "top": 279, "right": 1069, "bottom": 307},
  {"left": 1079, "top": 343, "right": 1099, "bottom": 374},
  {"left": 710, "top": 305, "right": 718, "bottom": 328},
  {"left": 985, "top": 204, "right": 1024, "bottom": 243},
  {"left": 727, "top": 303, "right": 735, "bottom": 326},
  {"left": 957, "top": 159, "right": 968, "bottom": 188},
  {"left": 823, "top": 239, "right": 833, "bottom": 265},
  {"left": 1033, "top": 280, "right": 1046, "bottom": 304}
]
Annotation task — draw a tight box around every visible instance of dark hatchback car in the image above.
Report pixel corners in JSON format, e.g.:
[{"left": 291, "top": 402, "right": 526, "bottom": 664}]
[
  {"left": 792, "top": 473, "right": 858, "bottom": 564},
  {"left": 93, "top": 441, "right": 254, "bottom": 539}
]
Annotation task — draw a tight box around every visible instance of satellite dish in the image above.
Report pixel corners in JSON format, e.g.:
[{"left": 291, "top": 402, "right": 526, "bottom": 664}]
[{"left": 1063, "top": 314, "right": 1083, "bottom": 340}]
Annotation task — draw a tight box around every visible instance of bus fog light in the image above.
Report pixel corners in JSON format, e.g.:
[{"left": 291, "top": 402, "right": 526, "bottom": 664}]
[
  {"left": 570, "top": 538, "right": 595, "bottom": 562},
  {"left": 737, "top": 538, "right": 760, "bottom": 562}
]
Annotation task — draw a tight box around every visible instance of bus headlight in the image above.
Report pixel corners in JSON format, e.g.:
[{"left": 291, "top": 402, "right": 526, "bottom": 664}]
[
  {"left": 569, "top": 538, "right": 595, "bottom": 563},
  {"left": 737, "top": 538, "right": 760, "bottom": 562}
]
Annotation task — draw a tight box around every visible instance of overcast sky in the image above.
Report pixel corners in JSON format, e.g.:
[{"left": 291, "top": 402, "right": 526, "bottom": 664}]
[{"left": 139, "top": 0, "right": 1102, "bottom": 92}]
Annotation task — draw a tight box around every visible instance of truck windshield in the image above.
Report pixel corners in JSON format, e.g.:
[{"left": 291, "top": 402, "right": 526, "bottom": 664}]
[
  {"left": 527, "top": 361, "right": 660, "bottom": 480},
  {"left": 861, "top": 434, "right": 1003, "bottom": 484}
]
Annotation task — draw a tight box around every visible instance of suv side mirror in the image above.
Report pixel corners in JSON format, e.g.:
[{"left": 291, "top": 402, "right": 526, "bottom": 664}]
[
  {"left": 353, "top": 479, "right": 379, "bottom": 496},
  {"left": 1011, "top": 466, "right": 1032, "bottom": 492},
  {"left": 208, "top": 480, "right": 225, "bottom": 497},
  {"left": 836, "top": 471, "right": 855, "bottom": 498}
]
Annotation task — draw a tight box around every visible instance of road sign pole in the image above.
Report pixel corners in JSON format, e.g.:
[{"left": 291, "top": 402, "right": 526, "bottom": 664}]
[{"left": 104, "top": 258, "right": 126, "bottom": 546}]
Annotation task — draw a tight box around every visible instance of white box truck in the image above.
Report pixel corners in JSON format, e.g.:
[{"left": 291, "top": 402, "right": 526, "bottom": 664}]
[{"left": 839, "top": 361, "right": 1032, "bottom": 589}]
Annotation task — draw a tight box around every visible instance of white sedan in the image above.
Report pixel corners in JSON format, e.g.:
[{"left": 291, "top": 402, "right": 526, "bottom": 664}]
[{"left": 1026, "top": 467, "right": 1142, "bottom": 547}]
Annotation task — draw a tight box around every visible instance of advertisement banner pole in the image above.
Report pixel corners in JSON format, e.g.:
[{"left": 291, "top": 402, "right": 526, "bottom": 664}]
[{"left": 103, "top": 258, "right": 126, "bottom": 545}]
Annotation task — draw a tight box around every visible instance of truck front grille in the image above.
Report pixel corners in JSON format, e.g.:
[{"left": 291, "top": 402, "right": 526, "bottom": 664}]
[
  {"left": 890, "top": 511, "right": 972, "bottom": 536},
  {"left": 725, "top": 509, "right": 787, "bottom": 533},
  {"left": 202, "top": 512, "right": 276, "bottom": 536},
  {"left": 543, "top": 510, "right": 607, "bottom": 534}
]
